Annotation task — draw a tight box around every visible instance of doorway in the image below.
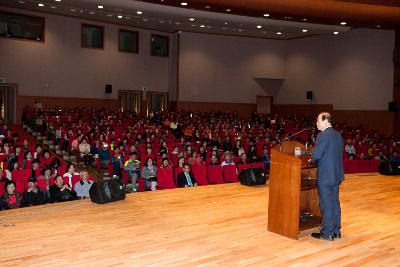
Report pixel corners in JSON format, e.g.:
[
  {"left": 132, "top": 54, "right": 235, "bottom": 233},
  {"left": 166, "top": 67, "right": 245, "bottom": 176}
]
[
  {"left": 118, "top": 90, "right": 141, "bottom": 114},
  {"left": 147, "top": 92, "right": 168, "bottom": 113},
  {"left": 0, "top": 84, "right": 17, "bottom": 123}
]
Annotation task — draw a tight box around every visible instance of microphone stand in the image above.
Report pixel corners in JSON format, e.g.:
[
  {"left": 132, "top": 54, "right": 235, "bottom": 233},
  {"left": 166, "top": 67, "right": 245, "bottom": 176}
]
[{"left": 274, "top": 127, "right": 313, "bottom": 152}]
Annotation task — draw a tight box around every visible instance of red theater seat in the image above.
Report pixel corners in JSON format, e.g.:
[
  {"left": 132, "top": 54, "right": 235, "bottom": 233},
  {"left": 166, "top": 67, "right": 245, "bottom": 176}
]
[
  {"left": 191, "top": 165, "right": 208, "bottom": 185},
  {"left": 344, "top": 160, "right": 358, "bottom": 174},
  {"left": 223, "top": 165, "right": 238, "bottom": 182},
  {"left": 157, "top": 168, "right": 176, "bottom": 189},
  {"left": 369, "top": 159, "right": 381, "bottom": 172},
  {"left": 12, "top": 169, "right": 32, "bottom": 193},
  {"left": 356, "top": 160, "right": 370, "bottom": 173},
  {"left": 207, "top": 165, "right": 224, "bottom": 184}
]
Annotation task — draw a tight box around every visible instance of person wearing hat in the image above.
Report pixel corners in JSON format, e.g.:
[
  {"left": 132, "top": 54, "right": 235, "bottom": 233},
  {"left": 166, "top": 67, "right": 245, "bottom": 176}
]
[
  {"left": 1, "top": 180, "right": 22, "bottom": 210},
  {"left": 23, "top": 177, "right": 48, "bottom": 206}
]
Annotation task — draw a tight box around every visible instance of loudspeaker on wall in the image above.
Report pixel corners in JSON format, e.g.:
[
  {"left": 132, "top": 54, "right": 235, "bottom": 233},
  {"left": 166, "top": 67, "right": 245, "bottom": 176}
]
[
  {"left": 388, "top": 101, "right": 398, "bottom": 112},
  {"left": 105, "top": 84, "right": 112, "bottom": 94},
  {"left": 306, "top": 91, "right": 313, "bottom": 100}
]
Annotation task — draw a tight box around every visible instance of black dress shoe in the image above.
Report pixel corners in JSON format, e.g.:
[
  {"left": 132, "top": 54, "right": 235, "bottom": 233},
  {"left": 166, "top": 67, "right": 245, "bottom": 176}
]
[
  {"left": 334, "top": 233, "right": 341, "bottom": 238},
  {"left": 311, "top": 232, "right": 334, "bottom": 241}
]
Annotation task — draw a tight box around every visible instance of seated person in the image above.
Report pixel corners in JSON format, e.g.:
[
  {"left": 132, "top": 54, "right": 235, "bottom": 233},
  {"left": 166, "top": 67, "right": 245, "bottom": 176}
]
[
  {"left": 38, "top": 167, "right": 53, "bottom": 191},
  {"left": 123, "top": 152, "right": 141, "bottom": 192},
  {"left": 236, "top": 152, "right": 249, "bottom": 165},
  {"left": 50, "top": 157, "right": 61, "bottom": 176},
  {"left": 79, "top": 138, "right": 93, "bottom": 167},
  {"left": 177, "top": 164, "right": 198, "bottom": 188},
  {"left": 389, "top": 150, "right": 400, "bottom": 162},
  {"left": 141, "top": 158, "right": 158, "bottom": 191},
  {"left": 247, "top": 145, "right": 258, "bottom": 162},
  {"left": 1, "top": 180, "right": 22, "bottom": 209},
  {"left": 22, "top": 151, "right": 33, "bottom": 169},
  {"left": 176, "top": 156, "right": 185, "bottom": 168},
  {"left": 31, "top": 158, "right": 41, "bottom": 178},
  {"left": 261, "top": 149, "right": 270, "bottom": 169},
  {"left": 74, "top": 170, "right": 93, "bottom": 199},
  {"left": 63, "top": 163, "right": 80, "bottom": 187},
  {"left": 221, "top": 152, "right": 235, "bottom": 167},
  {"left": 160, "top": 158, "right": 172, "bottom": 168},
  {"left": 111, "top": 148, "right": 124, "bottom": 178},
  {"left": 209, "top": 154, "right": 220, "bottom": 165},
  {"left": 0, "top": 167, "right": 9, "bottom": 182},
  {"left": 23, "top": 177, "right": 48, "bottom": 206},
  {"left": 50, "top": 175, "right": 77, "bottom": 202},
  {"left": 348, "top": 153, "right": 355, "bottom": 160},
  {"left": 5, "top": 158, "right": 19, "bottom": 180},
  {"left": 98, "top": 143, "right": 111, "bottom": 168}
]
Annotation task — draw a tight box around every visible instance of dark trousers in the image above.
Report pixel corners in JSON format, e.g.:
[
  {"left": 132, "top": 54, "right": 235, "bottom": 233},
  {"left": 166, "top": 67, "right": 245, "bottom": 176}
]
[{"left": 318, "top": 184, "right": 341, "bottom": 236}]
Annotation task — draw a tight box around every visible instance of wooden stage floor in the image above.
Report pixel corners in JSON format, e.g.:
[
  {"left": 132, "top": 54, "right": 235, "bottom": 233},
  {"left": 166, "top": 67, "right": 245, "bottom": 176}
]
[{"left": 1, "top": 173, "right": 400, "bottom": 266}]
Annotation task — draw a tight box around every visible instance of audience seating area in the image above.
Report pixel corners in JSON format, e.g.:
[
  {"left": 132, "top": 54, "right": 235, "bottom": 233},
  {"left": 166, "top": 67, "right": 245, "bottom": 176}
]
[{"left": 0, "top": 106, "right": 399, "bottom": 210}]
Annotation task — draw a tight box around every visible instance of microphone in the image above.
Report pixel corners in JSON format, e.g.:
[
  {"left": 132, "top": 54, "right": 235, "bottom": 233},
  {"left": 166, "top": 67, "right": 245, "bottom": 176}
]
[
  {"left": 274, "top": 127, "right": 313, "bottom": 151},
  {"left": 281, "top": 127, "right": 313, "bottom": 143}
]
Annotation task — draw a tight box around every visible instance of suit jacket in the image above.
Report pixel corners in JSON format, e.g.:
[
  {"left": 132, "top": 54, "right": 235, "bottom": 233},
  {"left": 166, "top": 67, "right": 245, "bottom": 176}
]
[
  {"left": 311, "top": 127, "right": 344, "bottom": 186},
  {"left": 177, "top": 171, "right": 197, "bottom": 187}
]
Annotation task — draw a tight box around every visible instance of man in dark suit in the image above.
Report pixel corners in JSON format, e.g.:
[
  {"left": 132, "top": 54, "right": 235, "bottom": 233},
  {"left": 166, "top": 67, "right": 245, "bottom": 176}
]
[
  {"left": 310, "top": 112, "right": 344, "bottom": 241},
  {"left": 177, "top": 164, "right": 198, "bottom": 188}
]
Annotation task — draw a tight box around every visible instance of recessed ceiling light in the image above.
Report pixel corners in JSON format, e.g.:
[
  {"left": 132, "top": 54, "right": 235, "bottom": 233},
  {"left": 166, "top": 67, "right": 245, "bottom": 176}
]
[
  {"left": 334, "top": 31, "right": 339, "bottom": 35},
  {"left": 276, "top": 32, "right": 282, "bottom": 35},
  {"left": 181, "top": 2, "right": 188, "bottom": 6},
  {"left": 107, "top": 14, "right": 113, "bottom": 17},
  {"left": 302, "top": 29, "right": 308, "bottom": 32},
  {"left": 70, "top": 9, "right": 76, "bottom": 12},
  {"left": 224, "top": 22, "right": 228, "bottom": 25},
  {"left": 175, "top": 22, "right": 180, "bottom": 25},
  {"left": 200, "top": 25, "right": 205, "bottom": 28},
  {"left": 205, "top": 5, "right": 210, "bottom": 9},
  {"left": 89, "top": 11, "right": 95, "bottom": 15},
  {"left": 137, "top": 11, "right": 143, "bottom": 14},
  {"left": 38, "top": 3, "right": 44, "bottom": 7},
  {"left": 263, "top": 13, "right": 269, "bottom": 17},
  {"left": 159, "top": 20, "right": 165, "bottom": 24},
  {"left": 238, "top": 29, "right": 242, "bottom": 32},
  {"left": 376, "top": 25, "right": 381, "bottom": 28},
  {"left": 55, "top": 0, "right": 61, "bottom": 2},
  {"left": 340, "top": 21, "right": 346, "bottom": 25},
  {"left": 226, "top": 9, "right": 231, "bottom": 12},
  {"left": 17, "top": 0, "right": 25, "bottom": 3},
  {"left": 189, "top": 18, "right": 194, "bottom": 21},
  {"left": 257, "top": 25, "right": 262, "bottom": 29},
  {"left": 117, "top": 15, "right": 123, "bottom": 19},
  {"left": 302, "top": 18, "right": 307, "bottom": 21},
  {"left": 79, "top": 10, "right": 83, "bottom": 13},
  {"left": 98, "top": 5, "right": 103, "bottom": 9}
]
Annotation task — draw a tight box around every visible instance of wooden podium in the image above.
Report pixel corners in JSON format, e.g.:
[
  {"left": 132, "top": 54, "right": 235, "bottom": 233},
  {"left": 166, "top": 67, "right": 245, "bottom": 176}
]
[{"left": 267, "top": 141, "right": 321, "bottom": 239}]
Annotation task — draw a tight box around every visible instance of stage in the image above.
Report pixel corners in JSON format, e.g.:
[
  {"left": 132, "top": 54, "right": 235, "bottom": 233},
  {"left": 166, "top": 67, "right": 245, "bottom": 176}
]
[{"left": 1, "top": 173, "right": 400, "bottom": 266}]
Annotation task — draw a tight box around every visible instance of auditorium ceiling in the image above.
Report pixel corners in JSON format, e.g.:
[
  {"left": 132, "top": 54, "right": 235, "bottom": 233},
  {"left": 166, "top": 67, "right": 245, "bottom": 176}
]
[{"left": 2, "top": 0, "right": 398, "bottom": 40}]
